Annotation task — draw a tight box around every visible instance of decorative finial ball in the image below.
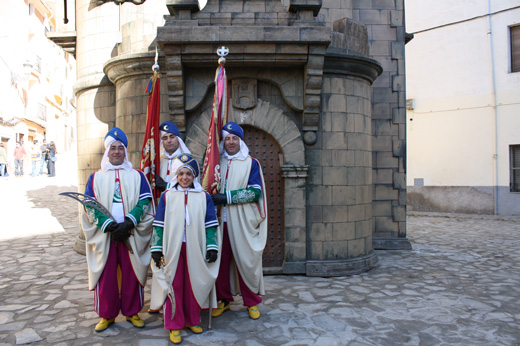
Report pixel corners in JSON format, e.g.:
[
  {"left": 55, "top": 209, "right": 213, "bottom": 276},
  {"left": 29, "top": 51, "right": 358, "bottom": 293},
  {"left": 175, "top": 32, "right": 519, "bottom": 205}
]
[{"left": 217, "top": 46, "right": 229, "bottom": 57}]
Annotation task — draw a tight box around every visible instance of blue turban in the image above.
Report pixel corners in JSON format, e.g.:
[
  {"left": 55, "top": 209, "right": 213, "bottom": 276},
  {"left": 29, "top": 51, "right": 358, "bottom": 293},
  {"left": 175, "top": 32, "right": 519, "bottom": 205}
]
[
  {"left": 222, "top": 122, "right": 244, "bottom": 140},
  {"left": 176, "top": 153, "right": 199, "bottom": 178},
  {"left": 104, "top": 127, "right": 128, "bottom": 147},
  {"left": 159, "top": 121, "right": 180, "bottom": 137}
]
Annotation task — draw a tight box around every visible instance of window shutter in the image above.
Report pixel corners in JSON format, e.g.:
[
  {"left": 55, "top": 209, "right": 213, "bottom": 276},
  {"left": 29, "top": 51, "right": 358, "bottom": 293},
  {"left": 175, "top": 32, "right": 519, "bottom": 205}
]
[
  {"left": 512, "top": 145, "right": 520, "bottom": 192},
  {"left": 512, "top": 26, "right": 520, "bottom": 73}
]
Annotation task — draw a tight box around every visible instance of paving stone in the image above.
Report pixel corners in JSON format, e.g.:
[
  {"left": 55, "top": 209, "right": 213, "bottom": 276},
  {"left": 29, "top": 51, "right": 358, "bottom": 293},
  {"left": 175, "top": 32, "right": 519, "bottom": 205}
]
[
  {"left": 2, "top": 160, "right": 520, "bottom": 345},
  {"left": 0, "top": 312, "right": 14, "bottom": 324},
  {"left": 15, "top": 328, "right": 42, "bottom": 344}
]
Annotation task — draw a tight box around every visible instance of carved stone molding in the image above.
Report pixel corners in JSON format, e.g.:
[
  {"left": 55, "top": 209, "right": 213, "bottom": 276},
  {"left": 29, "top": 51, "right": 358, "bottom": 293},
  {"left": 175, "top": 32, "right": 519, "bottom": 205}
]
[
  {"left": 323, "top": 49, "right": 383, "bottom": 85},
  {"left": 157, "top": 25, "right": 330, "bottom": 139},
  {"left": 166, "top": 0, "right": 200, "bottom": 18},
  {"left": 103, "top": 52, "right": 157, "bottom": 85},
  {"left": 288, "top": 0, "right": 323, "bottom": 17},
  {"left": 232, "top": 79, "right": 257, "bottom": 110}
]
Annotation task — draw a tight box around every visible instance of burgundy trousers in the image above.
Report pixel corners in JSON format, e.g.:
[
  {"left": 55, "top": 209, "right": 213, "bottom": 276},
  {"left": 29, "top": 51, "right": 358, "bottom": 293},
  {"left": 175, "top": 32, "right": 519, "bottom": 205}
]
[
  {"left": 215, "top": 223, "right": 262, "bottom": 307},
  {"left": 94, "top": 240, "right": 143, "bottom": 319},
  {"left": 164, "top": 243, "right": 201, "bottom": 330}
]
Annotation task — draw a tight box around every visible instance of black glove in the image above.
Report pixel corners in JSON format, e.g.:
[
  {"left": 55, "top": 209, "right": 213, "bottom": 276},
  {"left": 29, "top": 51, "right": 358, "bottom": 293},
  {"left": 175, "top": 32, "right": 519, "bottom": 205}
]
[
  {"left": 105, "top": 221, "right": 118, "bottom": 233},
  {"left": 211, "top": 193, "right": 227, "bottom": 206},
  {"left": 155, "top": 174, "right": 167, "bottom": 192},
  {"left": 111, "top": 227, "right": 127, "bottom": 242},
  {"left": 112, "top": 218, "right": 134, "bottom": 242},
  {"left": 152, "top": 252, "right": 163, "bottom": 268},
  {"left": 206, "top": 250, "right": 218, "bottom": 263},
  {"left": 121, "top": 217, "right": 135, "bottom": 232}
]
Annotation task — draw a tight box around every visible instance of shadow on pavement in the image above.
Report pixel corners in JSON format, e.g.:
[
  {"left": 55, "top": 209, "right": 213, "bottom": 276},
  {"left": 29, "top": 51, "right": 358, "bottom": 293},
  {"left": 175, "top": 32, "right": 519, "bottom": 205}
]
[{"left": 27, "top": 185, "right": 80, "bottom": 234}]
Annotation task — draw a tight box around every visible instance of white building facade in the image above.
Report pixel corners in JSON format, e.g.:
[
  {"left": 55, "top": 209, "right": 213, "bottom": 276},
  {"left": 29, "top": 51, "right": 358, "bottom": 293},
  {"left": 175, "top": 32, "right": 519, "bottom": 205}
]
[
  {"left": 0, "top": 0, "right": 76, "bottom": 175},
  {"left": 406, "top": 0, "right": 520, "bottom": 215}
]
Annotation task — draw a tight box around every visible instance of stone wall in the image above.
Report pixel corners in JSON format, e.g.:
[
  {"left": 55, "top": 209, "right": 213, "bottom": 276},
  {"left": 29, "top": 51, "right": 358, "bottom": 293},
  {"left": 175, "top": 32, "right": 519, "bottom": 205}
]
[{"left": 354, "top": 1, "right": 408, "bottom": 249}]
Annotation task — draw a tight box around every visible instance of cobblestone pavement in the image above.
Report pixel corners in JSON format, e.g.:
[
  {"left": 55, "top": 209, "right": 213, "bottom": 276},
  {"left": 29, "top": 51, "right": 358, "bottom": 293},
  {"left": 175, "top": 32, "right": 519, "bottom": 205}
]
[{"left": 1, "top": 154, "right": 519, "bottom": 345}]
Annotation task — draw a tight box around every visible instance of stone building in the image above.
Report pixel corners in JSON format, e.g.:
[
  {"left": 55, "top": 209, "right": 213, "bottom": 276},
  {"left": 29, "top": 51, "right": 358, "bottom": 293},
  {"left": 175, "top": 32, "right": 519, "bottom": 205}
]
[{"left": 50, "top": 0, "right": 409, "bottom": 276}]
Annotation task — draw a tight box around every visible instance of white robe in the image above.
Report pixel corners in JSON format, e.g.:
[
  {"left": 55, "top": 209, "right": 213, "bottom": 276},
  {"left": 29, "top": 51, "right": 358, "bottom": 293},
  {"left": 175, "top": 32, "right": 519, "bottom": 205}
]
[
  {"left": 81, "top": 169, "right": 155, "bottom": 290},
  {"left": 219, "top": 156, "right": 267, "bottom": 296},
  {"left": 150, "top": 189, "right": 220, "bottom": 310}
]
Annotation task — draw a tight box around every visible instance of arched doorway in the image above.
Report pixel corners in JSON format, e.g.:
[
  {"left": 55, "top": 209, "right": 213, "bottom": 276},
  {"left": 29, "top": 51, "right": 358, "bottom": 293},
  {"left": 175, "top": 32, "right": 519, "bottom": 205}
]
[{"left": 243, "top": 125, "right": 285, "bottom": 270}]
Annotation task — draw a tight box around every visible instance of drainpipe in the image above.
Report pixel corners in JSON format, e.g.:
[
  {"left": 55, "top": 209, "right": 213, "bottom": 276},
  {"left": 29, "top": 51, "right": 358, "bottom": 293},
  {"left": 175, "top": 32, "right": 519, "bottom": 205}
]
[{"left": 487, "top": 0, "right": 499, "bottom": 215}]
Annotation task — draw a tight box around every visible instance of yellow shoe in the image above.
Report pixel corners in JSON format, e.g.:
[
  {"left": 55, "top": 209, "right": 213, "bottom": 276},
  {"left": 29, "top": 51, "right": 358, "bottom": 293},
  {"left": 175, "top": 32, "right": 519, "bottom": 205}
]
[
  {"left": 170, "top": 330, "right": 182, "bottom": 344},
  {"left": 185, "top": 324, "right": 203, "bottom": 334},
  {"left": 248, "top": 305, "right": 260, "bottom": 319},
  {"left": 211, "top": 300, "right": 230, "bottom": 317},
  {"left": 94, "top": 318, "right": 115, "bottom": 332},
  {"left": 126, "top": 314, "right": 145, "bottom": 328}
]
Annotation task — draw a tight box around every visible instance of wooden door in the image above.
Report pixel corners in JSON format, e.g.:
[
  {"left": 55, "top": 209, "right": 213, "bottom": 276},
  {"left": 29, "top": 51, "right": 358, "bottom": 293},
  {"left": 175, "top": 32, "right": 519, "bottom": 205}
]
[{"left": 243, "top": 125, "right": 285, "bottom": 269}]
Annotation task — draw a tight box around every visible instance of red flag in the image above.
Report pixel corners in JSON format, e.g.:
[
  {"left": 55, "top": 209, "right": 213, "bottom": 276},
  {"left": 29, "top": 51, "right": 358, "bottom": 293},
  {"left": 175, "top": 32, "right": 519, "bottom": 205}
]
[
  {"left": 140, "top": 73, "right": 161, "bottom": 200},
  {"left": 201, "top": 64, "right": 228, "bottom": 194}
]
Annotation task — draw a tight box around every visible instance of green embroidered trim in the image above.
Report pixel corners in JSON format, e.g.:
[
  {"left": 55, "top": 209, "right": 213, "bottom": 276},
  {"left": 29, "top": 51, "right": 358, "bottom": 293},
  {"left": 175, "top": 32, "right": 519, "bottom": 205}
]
[
  {"left": 230, "top": 188, "right": 260, "bottom": 204},
  {"left": 86, "top": 206, "right": 98, "bottom": 225},
  {"left": 151, "top": 227, "right": 163, "bottom": 249},
  {"left": 128, "top": 198, "right": 151, "bottom": 223},
  {"left": 206, "top": 226, "right": 218, "bottom": 250}
]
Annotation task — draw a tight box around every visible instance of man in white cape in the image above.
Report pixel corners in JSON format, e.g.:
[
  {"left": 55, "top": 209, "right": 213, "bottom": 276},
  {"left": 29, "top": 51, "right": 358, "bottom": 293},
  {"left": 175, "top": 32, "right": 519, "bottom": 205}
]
[
  {"left": 81, "top": 127, "right": 155, "bottom": 332},
  {"left": 211, "top": 121, "right": 268, "bottom": 320}
]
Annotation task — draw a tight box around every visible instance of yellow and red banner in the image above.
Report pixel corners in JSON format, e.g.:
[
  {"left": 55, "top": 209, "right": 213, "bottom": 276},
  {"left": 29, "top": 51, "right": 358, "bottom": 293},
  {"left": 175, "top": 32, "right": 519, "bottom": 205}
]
[
  {"left": 140, "top": 73, "right": 161, "bottom": 200},
  {"left": 201, "top": 64, "right": 228, "bottom": 195}
]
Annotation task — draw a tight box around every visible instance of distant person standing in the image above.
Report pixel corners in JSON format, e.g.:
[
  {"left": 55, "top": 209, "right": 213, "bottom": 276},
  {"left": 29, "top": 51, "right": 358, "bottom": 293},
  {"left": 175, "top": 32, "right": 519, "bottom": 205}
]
[
  {"left": 40, "top": 139, "right": 48, "bottom": 175},
  {"left": 30, "top": 140, "right": 40, "bottom": 177},
  {"left": 13, "top": 142, "right": 26, "bottom": 177},
  {"left": 0, "top": 143, "right": 7, "bottom": 177},
  {"left": 47, "top": 141, "right": 57, "bottom": 177}
]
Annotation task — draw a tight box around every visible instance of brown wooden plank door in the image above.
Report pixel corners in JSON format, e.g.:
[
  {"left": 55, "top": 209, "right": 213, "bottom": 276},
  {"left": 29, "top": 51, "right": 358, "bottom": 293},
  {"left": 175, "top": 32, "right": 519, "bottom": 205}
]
[{"left": 243, "top": 125, "right": 285, "bottom": 269}]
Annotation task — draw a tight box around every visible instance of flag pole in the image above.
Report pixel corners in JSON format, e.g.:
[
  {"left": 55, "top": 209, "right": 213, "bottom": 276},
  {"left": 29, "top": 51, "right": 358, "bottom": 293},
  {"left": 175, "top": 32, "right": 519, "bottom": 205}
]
[
  {"left": 205, "top": 46, "right": 229, "bottom": 330},
  {"left": 140, "top": 46, "right": 162, "bottom": 201}
]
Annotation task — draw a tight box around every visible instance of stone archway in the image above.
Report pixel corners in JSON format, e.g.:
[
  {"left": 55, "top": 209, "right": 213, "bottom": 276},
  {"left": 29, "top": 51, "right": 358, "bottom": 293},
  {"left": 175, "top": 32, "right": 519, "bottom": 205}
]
[{"left": 185, "top": 99, "right": 308, "bottom": 274}]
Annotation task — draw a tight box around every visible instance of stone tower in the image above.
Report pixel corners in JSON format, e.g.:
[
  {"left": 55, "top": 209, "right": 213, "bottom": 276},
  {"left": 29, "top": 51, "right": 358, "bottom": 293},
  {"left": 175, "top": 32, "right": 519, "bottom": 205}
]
[{"left": 57, "top": 0, "right": 410, "bottom": 276}]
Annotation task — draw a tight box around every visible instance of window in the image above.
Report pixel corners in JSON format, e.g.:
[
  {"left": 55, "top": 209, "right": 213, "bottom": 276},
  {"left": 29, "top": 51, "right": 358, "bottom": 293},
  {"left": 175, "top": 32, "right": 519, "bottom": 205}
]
[
  {"left": 511, "top": 25, "right": 520, "bottom": 73},
  {"left": 510, "top": 145, "right": 520, "bottom": 192}
]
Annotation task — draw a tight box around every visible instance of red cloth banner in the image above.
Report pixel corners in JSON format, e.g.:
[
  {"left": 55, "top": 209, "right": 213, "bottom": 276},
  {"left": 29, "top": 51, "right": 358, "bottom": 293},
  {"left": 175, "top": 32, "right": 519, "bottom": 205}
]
[
  {"left": 140, "top": 74, "right": 161, "bottom": 200},
  {"left": 201, "top": 64, "right": 228, "bottom": 195}
]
